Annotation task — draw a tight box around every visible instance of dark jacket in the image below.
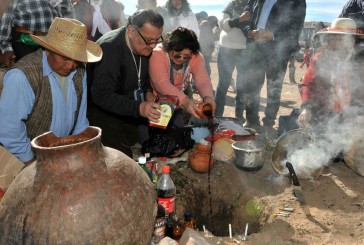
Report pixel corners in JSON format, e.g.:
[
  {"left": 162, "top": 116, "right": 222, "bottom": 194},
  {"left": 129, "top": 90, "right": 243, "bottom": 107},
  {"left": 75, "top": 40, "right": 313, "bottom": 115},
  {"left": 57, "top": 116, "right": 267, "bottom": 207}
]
[
  {"left": 339, "top": 0, "right": 364, "bottom": 32},
  {"left": 239, "top": 0, "right": 306, "bottom": 57},
  {"left": 89, "top": 27, "right": 152, "bottom": 120}
]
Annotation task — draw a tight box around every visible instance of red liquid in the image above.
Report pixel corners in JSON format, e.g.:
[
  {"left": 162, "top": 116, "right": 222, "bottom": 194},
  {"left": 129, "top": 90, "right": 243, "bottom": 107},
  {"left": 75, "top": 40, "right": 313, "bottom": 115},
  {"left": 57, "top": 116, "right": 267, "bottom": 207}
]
[{"left": 207, "top": 114, "right": 215, "bottom": 233}]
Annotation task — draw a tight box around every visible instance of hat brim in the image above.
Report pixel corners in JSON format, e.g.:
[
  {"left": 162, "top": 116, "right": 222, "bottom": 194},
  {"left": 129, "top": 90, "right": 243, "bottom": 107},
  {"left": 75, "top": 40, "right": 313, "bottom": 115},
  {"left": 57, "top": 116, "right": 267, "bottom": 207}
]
[
  {"left": 315, "top": 28, "right": 364, "bottom": 37},
  {"left": 30, "top": 35, "right": 103, "bottom": 63}
]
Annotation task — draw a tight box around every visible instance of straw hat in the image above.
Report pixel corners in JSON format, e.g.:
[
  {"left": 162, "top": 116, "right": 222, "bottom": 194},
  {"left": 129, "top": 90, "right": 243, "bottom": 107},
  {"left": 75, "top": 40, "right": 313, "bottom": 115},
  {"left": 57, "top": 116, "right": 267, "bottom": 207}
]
[
  {"left": 30, "top": 18, "right": 103, "bottom": 63},
  {"left": 316, "top": 18, "right": 364, "bottom": 37}
]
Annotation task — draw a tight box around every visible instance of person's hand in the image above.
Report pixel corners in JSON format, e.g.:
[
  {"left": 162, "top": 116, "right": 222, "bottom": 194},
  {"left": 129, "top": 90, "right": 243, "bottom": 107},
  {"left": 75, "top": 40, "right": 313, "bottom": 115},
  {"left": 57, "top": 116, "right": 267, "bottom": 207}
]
[
  {"left": 249, "top": 29, "right": 273, "bottom": 43},
  {"left": 182, "top": 97, "right": 200, "bottom": 118},
  {"left": 239, "top": 11, "right": 252, "bottom": 22},
  {"left": 139, "top": 101, "right": 161, "bottom": 122},
  {"left": 256, "top": 30, "right": 273, "bottom": 43},
  {"left": 0, "top": 51, "right": 15, "bottom": 68},
  {"left": 203, "top": 96, "right": 216, "bottom": 115},
  {"left": 297, "top": 108, "right": 311, "bottom": 127}
]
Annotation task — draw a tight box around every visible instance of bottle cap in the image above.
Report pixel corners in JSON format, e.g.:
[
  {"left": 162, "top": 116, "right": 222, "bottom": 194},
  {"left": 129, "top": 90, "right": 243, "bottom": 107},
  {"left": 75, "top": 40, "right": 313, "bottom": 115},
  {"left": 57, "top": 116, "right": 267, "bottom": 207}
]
[
  {"left": 161, "top": 165, "right": 170, "bottom": 173},
  {"left": 138, "top": 156, "right": 147, "bottom": 164},
  {"left": 184, "top": 210, "right": 192, "bottom": 219}
]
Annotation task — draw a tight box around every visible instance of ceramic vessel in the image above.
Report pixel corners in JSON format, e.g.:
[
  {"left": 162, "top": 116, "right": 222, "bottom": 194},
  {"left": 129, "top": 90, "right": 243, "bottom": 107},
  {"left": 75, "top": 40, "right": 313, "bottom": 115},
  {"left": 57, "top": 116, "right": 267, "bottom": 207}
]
[
  {"left": 343, "top": 138, "right": 364, "bottom": 176},
  {"left": 0, "top": 127, "right": 157, "bottom": 245},
  {"left": 197, "top": 102, "right": 213, "bottom": 119},
  {"left": 188, "top": 144, "right": 214, "bottom": 173}
]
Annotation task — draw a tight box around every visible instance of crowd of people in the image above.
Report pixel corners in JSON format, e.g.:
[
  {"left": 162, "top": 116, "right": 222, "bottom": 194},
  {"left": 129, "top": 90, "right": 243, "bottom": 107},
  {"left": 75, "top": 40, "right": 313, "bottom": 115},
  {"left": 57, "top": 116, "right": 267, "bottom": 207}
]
[{"left": 0, "top": 0, "right": 364, "bottom": 164}]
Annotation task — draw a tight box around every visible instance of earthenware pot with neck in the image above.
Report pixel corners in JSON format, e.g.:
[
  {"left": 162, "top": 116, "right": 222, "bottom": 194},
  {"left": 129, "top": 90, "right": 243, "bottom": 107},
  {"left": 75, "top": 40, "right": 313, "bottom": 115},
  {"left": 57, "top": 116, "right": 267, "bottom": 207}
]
[
  {"left": 188, "top": 143, "right": 214, "bottom": 173},
  {"left": 0, "top": 127, "right": 157, "bottom": 245}
]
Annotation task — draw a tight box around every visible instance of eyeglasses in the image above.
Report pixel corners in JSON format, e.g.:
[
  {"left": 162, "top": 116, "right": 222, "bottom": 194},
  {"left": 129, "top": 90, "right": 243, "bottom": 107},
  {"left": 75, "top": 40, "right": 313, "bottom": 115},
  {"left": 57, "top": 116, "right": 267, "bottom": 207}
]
[
  {"left": 173, "top": 53, "right": 192, "bottom": 61},
  {"left": 134, "top": 27, "right": 163, "bottom": 46}
]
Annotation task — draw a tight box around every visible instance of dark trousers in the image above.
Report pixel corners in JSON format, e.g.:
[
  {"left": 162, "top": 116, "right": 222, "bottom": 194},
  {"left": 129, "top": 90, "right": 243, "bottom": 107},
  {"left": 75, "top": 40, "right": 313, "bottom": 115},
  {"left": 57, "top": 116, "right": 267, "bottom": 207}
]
[
  {"left": 245, "top": 42, "right": 291, "bottom": 127},
  {"left": 289, "top": 64, "right": 296, "bottom": 83},
  {"left": 11, "top": 31, "right": 41, "bottom": 61},
  {"left": 87, "top": 106, "right": 147, "bottom": 158}
]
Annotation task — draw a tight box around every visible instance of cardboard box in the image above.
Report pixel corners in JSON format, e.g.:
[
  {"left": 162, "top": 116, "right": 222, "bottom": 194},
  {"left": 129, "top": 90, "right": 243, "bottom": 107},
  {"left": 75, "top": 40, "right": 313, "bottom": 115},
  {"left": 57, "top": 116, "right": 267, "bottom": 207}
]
[{"left": 0, "top": 146, "right": 24, "bottom": 191}]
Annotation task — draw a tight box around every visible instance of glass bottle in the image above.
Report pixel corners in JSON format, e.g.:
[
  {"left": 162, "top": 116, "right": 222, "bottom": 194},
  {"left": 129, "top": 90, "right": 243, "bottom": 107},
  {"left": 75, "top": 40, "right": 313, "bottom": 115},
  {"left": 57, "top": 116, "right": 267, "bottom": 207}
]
[
  {"left": 138, "top": 156, "right": 152, "bottom": 181},
  {"left": 183, "top": 211, "right": 196, "bottom": 230},
  {"left": 152, "top": 204, "right": 167, "bottom": 244}
]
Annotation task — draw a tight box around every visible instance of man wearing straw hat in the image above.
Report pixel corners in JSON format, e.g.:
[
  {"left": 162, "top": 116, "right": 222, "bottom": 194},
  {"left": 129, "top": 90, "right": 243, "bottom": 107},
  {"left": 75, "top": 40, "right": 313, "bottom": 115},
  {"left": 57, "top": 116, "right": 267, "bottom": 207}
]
[
  {"left": 297, "top": 18, "right": 364, "bottom": 127},
  {"left": 88, "top": 9, "right": 164, "bottom": 157},
  {"left": 0, "top": 18, "right": 103, "bottom": 165}
]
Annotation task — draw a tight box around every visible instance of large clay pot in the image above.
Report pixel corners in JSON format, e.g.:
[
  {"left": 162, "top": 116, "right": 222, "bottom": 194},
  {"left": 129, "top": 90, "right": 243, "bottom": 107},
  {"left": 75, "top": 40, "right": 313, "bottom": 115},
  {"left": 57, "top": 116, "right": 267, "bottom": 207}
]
[
  {"left": 0, "top": 127, "right": 157, "bottom": 244},
  {"left": 343, "top": 139, "right": 364, "bottom": 176},
  {"left": 188, "top": 144, "right": 214, "bottom": 173}
]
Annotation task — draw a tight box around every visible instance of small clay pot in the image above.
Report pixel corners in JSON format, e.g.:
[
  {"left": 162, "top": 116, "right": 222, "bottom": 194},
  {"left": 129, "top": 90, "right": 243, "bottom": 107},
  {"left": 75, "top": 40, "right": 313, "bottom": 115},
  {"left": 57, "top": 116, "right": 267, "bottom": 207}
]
[
  {"left": 188, "top": 144, "right": 214, "bottom": 173},
  {"left": 197, "top": 102, "right": 213, "bottom": 119}
]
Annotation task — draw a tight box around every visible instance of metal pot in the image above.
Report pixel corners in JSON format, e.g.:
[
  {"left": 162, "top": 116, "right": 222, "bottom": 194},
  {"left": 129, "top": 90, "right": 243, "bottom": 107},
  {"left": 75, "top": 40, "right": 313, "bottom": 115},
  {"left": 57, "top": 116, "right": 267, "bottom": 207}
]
[
  {"left": 271, "top": 129, "right": 323, "bottom": 180},
  {"left": 232, "top": 139, "right": 265, "bottom": 171}
]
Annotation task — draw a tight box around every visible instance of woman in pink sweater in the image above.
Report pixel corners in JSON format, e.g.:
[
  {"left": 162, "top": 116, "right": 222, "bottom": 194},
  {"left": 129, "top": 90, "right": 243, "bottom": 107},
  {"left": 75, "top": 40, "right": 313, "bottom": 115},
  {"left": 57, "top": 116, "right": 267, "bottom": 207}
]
[{"left": 149, "top": 27, "right": 215, "bottom": 120}]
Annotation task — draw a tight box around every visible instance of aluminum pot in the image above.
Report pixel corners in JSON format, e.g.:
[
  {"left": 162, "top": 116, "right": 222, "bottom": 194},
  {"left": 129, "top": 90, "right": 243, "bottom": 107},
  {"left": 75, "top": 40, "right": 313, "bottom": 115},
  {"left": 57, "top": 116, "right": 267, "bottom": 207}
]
[
  {"left": 271, "top": 129, "right": 323, "bottom": 180},
  {"left": 232, "top": 139, "right": 265, "bottom": 171}
]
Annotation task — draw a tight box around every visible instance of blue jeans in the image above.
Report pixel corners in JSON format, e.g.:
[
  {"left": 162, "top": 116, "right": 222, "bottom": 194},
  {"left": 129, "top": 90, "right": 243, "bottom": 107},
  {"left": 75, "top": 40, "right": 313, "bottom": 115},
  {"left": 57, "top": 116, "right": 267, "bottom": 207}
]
[{"left": 215, "top": 46, "right": 248, "bottom": 119}]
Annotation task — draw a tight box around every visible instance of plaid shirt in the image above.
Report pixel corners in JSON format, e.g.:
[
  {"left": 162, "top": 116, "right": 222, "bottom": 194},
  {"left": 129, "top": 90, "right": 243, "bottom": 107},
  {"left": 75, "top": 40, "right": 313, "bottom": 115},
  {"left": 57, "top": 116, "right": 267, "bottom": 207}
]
[{"left": 0, "top": 0, "right": 74, "bottom": 53}]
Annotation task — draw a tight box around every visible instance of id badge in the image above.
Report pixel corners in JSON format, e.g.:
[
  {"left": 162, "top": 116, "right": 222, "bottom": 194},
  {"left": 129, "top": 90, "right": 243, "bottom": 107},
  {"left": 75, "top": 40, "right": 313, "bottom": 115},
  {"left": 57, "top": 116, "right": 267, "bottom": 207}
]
[{"left": 134, "top": 88, "right": 144, "bottom": 102}]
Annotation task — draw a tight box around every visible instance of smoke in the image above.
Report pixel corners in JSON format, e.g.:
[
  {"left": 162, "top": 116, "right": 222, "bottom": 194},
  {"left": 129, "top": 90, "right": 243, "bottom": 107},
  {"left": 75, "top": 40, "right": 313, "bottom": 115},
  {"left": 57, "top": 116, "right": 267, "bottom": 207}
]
[
  {"left": 284, "top": 89, "right": 364, "bottom": 180},
  {"left": 280, "top": 34, "right": 364, "bottom": 179}
]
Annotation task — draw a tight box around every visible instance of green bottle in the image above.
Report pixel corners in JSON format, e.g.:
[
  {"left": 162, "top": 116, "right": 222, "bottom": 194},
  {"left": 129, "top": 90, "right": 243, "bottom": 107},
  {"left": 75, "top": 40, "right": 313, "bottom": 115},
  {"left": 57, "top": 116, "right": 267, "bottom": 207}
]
[{"left": 138, "top": 156, "right": 152, "bottom": 181}]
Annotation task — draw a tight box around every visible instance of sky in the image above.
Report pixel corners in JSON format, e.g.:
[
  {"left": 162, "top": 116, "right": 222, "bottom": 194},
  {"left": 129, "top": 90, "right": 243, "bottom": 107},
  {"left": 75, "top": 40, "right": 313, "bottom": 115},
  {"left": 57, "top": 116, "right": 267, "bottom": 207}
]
[{"left": 122, "top": 0, "right": 349, "bottom": 23}]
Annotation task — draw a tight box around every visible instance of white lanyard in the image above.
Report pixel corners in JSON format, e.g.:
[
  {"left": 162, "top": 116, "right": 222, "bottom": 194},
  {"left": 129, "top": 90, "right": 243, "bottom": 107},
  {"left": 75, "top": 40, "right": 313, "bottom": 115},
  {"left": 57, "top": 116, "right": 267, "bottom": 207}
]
[{"left": 126, "top": 31, "right": 142, "bottom": 89}]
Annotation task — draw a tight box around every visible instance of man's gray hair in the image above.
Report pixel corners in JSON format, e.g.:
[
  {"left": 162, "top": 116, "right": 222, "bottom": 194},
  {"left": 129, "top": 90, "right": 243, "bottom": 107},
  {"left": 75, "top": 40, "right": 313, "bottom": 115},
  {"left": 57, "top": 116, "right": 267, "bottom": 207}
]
[{"left": 127, "top": 9, "right": 164, "bottom": 29}]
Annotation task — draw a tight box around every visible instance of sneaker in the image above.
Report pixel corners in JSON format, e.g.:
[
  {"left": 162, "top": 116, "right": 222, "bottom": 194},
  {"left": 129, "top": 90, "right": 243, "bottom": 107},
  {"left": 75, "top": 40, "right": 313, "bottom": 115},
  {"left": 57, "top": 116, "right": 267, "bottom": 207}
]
[{"left": 236, "top": 116, "right": 246, "bottom": 125}]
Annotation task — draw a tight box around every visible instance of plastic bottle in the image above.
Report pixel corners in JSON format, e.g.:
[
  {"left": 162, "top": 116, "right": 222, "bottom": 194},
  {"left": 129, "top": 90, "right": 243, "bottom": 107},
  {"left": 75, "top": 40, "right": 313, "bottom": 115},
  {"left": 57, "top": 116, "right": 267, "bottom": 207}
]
[
  {"left": 183, "top": 211, "right": 196, "bottom": 230},
  {"left": 157, "top": 165, "right": 176, "bottom": 218},
  {"left": 138, "top": 156, "right": 151, "bottom": 181}
]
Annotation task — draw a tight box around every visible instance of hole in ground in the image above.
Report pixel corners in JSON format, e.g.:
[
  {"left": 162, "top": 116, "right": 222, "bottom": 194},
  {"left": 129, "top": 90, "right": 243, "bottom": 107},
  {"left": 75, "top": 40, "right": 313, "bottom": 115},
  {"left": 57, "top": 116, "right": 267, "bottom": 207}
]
[{"left": 171, "top": 162, "right": 267, "bottom": 237}]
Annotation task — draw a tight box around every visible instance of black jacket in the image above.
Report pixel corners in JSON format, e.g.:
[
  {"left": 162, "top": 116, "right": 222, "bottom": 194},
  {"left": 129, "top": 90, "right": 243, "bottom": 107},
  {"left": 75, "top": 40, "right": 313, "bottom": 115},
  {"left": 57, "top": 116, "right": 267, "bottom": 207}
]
[
  {"left": 339, "top": 0, "right": 364, "bottom": 31},
  {"left": 238, "top": 0, "right": 306, "bottom": 57}
]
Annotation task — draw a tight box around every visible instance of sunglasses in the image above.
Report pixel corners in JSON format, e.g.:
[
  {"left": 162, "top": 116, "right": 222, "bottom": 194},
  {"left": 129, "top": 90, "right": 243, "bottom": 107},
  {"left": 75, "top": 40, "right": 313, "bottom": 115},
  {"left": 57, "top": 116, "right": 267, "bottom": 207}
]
[
  {"left": 173, "top": 53, "right": 192, "bottom": 61},
  {"left": 134, "top": 27, "right": 163, "bottom": 46}
]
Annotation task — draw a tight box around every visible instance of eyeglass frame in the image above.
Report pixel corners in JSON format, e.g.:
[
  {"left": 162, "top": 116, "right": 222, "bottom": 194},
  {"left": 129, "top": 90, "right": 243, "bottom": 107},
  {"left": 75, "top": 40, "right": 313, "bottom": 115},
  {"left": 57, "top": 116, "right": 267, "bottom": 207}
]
[
  {"left": 173, "top": 51, "right": 192, "bottom": 61},
  {"left": 134, "top": 26, "right": 163, "bottom": 46}
]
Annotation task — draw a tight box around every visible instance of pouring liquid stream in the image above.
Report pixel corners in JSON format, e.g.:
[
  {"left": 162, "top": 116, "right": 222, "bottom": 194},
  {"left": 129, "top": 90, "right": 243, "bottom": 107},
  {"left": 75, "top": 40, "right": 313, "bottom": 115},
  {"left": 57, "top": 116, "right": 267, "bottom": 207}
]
[{"left": 205, "top": 109, "right": 215, "bottom": 234}]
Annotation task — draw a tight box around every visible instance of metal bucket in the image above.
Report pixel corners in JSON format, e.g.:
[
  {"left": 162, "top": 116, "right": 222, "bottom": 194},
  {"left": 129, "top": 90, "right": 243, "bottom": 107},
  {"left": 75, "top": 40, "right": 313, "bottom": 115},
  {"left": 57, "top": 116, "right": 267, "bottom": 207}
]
[{"left": 232, "top": 139, "right": 265, "bottom": 171}]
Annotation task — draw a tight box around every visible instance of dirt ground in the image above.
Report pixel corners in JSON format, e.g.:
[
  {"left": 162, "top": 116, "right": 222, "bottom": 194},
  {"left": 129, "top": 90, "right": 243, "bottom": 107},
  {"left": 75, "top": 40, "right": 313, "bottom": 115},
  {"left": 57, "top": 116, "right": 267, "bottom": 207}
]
[{"left": 170, "top": 61, "right": 364, "bottom": 245}]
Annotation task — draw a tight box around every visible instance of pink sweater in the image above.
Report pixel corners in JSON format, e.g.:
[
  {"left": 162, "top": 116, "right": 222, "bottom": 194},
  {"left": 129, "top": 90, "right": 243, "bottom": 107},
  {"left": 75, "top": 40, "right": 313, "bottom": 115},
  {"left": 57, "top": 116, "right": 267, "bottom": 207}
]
[{"left": 149, "top": 45, "right": 214, "bottom": 107}]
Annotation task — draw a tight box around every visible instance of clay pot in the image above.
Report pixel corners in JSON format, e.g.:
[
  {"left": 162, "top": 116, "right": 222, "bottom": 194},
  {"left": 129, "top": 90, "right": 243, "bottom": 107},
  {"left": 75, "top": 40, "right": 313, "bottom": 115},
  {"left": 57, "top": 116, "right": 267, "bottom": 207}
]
[
  {"left": 0, "top": 127, "right": 157, "bottom": 245},
  {"left": 188, "top": 144, "right": 214, "bottom": 173},
  {"left": 197, "top": 102, "right": 213, "bottom": 119},
  {"left": 343, "top": 139, "right": 364, "bottom": 176}
]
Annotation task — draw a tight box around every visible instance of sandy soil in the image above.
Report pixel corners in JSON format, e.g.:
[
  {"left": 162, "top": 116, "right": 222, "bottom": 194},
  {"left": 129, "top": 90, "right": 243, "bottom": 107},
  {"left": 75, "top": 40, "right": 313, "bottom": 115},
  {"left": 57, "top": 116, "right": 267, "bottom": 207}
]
[{"left": 170, "top": 61, "right": 364, "bottom": 245}]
